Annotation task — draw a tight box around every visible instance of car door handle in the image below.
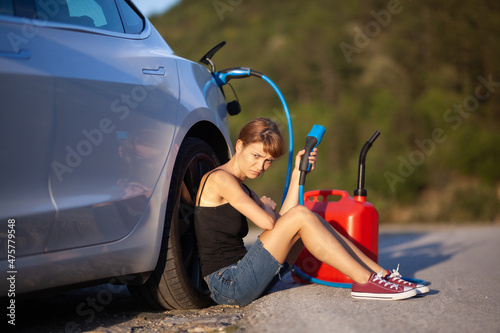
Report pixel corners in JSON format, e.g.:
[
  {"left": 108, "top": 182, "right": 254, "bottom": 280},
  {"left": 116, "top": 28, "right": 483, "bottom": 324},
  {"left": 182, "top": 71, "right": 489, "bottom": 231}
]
[
  {"left": 0, "top": 49, "right": 31, "bottom": 59},
  {"left": 142, "top": 67, "right": 166, "bottom": 76}
]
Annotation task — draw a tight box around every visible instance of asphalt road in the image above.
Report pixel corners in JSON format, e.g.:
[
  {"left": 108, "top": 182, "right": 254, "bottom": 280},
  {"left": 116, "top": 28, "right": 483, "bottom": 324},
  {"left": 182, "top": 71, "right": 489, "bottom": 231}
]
[
  {"left": 6, "top": 224, "right": 500, "bottom": 333},
  {"left": 243, "top": 224, "right": 500, "bottom": 333}
]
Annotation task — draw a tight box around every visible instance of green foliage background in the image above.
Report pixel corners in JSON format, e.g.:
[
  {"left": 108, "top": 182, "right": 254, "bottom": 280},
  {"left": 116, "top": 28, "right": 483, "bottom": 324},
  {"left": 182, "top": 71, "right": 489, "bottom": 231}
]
[{"left": 152, "top": 0, "right": 500, "bottom": 223}]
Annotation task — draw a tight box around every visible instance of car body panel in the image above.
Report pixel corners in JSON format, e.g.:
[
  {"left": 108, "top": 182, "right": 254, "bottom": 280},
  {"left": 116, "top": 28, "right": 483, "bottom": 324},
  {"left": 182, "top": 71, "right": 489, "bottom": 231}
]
[
  {"left": 0, "top": 1, "right": 232, "bottom": 294},
  {"left": 0, "top": 18, "right": 57, "bottom": 257},
  {"left": 175, "top": 59, "right": 232, "bottom": 151},
  {"left": 45, "top": 22, "right": 180, "bottom": 252}
]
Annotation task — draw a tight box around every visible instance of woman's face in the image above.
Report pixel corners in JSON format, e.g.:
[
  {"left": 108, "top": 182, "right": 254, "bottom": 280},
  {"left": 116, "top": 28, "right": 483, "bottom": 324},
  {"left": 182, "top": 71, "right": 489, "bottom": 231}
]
[{"left": 236, "top": 141, "right": 275, "bottom": 179}]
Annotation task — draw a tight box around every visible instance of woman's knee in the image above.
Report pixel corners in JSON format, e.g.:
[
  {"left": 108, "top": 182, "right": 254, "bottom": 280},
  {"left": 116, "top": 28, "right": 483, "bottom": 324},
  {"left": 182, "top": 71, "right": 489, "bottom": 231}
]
[
  {"left": 283, "top": 205, "right": 315, "bottom": 226},
  {"left": 292, "top": 205, "right": 314, "bottom": 216}
]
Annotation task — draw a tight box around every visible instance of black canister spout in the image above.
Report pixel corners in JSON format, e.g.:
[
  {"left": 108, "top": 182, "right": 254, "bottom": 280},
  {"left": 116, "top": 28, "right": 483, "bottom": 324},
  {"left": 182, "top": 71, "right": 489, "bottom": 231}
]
[{"left": 354, "top": 131, "right": 380, "bottom": 197}]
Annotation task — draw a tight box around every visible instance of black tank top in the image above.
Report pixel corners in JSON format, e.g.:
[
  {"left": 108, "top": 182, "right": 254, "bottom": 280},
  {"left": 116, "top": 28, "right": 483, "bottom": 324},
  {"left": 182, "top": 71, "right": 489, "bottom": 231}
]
[{"left": 194, "top": 170, "right": 250, "bottom": 277}]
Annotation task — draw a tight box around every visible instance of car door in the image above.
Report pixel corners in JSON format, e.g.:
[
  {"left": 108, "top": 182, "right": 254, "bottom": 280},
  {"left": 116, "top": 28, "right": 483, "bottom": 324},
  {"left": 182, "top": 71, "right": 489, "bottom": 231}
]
[
  {"left": 37, "top": 0, "right": 181, "bottom": 252},
  {"left": 0, "top": 3, "right": 57, "bottom": 258}
]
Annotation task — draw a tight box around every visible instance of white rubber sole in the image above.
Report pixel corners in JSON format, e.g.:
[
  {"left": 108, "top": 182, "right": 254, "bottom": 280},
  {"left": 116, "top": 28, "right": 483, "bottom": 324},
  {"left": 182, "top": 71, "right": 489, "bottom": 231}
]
[
  {"left": 416, "top": 285, "right": 430, "bottom": 294},
  {"left": 351, "top": 288, "right": 417, "bottom": 300}
]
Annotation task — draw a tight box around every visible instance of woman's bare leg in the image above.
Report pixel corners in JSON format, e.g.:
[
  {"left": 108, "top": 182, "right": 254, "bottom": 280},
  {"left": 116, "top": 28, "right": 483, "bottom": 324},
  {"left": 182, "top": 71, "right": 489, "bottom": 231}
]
[
  {"left": 315, "top": 214, "right": 384, "bottom": 274},
  {"left": 283, "top": 221, "right": 384, "bottom": 275},
  {"left": 259, "top": 206, "right": 372, "bottom": 284}
]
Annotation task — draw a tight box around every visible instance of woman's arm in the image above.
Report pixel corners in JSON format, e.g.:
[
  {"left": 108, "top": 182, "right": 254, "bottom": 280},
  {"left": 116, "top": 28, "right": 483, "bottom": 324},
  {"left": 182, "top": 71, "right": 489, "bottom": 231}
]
[
  {"left": 257, "top": 194, "right": 281, "bottom": 221},
  {"left": 279, "top": 148, "right": 317, "bottom": 215},
  {"left": 210, "top": 171, "right": 277, "bottom": 230}
]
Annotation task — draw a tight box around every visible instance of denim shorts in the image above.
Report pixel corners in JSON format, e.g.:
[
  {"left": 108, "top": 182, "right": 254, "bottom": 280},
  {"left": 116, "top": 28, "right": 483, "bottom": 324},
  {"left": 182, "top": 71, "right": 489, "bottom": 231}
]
[{"left": 204, "top": 237, "right": 290, "bottom": 307}]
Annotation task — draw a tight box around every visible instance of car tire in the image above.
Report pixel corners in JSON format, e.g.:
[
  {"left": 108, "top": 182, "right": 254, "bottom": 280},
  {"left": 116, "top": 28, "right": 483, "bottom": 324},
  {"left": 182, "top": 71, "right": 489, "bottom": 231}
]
[{"left": 128, "top": 137, "right": 220, "bottom": 309}]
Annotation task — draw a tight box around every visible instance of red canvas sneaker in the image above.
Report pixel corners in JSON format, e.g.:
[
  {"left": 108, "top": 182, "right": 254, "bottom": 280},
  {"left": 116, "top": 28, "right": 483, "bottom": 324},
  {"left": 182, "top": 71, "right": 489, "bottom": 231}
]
[
  {"left": 386, "top": 266, "right": 429, "bottom": 294},
  {"left": 351, "top": 272, "right": 417, "bottom": 300}
]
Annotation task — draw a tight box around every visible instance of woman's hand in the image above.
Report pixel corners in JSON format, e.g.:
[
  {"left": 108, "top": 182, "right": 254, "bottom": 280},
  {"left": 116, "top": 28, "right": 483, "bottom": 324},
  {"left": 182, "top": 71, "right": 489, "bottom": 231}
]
[
  {"left": 260, "top": 196, "right": 276, "bottom": 211},
  {"left": 294, "top": 147, "right": 318, "bottom": 173}
]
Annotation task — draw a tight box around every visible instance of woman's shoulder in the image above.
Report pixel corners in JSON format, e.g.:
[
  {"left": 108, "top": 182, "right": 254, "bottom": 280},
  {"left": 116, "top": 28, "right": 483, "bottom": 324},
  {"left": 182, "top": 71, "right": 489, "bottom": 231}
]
[
  {"left": 197, "top": 168, "right": 242, "bottom": 206},
  {"left": 203, "top": 168, "right": 237, "bottom": 186}
]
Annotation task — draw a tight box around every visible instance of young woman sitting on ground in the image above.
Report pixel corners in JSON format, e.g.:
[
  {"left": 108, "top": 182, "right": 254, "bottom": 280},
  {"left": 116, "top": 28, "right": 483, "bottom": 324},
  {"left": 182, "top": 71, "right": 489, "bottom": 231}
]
[{"left": 194, "top": 117, "right": 428, "bottom": 306}]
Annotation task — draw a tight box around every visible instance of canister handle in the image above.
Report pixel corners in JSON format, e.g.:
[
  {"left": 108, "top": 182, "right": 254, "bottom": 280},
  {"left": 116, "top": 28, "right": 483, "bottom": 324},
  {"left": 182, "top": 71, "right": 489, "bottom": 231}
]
[{"left": 303, "top": 190, "right": 350, "bottom": 203}]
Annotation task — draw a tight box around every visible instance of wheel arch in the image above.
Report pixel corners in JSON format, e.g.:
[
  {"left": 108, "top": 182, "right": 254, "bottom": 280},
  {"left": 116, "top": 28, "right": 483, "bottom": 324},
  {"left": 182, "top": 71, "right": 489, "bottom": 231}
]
[{"left": 184, "top": 120, "right": 232, "bottom": 164}]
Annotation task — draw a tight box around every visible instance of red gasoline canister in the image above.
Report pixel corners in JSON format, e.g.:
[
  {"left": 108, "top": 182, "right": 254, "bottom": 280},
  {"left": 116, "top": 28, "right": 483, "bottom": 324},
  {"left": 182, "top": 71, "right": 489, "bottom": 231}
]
[{"left": 293, "top": 189, "right": 379, "bottom": 284}]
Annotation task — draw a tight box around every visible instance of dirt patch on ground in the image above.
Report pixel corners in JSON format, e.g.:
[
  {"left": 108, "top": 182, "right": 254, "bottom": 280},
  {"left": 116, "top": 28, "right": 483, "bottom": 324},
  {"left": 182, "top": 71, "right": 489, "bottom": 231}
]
[{"left": 88, "top": 305, "right": 244, "bottom": 333}]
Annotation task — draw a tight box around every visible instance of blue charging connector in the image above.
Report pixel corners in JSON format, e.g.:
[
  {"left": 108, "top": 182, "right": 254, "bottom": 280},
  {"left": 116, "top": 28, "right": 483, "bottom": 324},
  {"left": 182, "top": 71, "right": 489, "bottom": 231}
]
[
  {"left": 298, "top": 125, "right": 325, "bottom": 205},
  {"left": 213, "top": 67, "right": 252, "bottom": 86}
]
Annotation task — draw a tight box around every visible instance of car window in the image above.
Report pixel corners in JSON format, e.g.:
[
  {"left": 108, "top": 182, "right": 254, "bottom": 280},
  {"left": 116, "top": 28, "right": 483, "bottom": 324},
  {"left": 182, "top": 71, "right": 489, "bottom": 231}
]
[
  {"left": 0, "top": 0, "right": 14, "bottom": 16},
  {"left": 34, "top": 0, "right": 124, "bottom": 33},
  {"left": 115, "top": 0, "right": 144, "bottom": 34}
]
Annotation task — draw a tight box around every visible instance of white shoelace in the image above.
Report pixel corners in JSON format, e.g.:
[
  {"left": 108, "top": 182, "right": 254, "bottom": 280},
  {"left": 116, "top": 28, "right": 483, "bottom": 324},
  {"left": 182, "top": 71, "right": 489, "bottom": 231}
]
[
  {"left": 374, "top": 271, "right": 398, "bottom": 289},
  {"left": 390, "top": 264, "right": 402, "bottom": 278},
  {"left": 389, "top": 264, "right": 415, "bottom": 286}
]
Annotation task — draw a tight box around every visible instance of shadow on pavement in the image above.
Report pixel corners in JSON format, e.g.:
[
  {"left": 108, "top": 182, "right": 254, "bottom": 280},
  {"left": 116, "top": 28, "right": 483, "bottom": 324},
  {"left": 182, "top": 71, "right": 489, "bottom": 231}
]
[{"left": 378, "top": 230, "right": 464, "bottom": 280}]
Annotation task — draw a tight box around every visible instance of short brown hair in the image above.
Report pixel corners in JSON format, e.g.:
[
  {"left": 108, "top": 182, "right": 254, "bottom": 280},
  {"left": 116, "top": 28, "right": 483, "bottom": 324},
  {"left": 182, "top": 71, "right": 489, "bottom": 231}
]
[{"left": 238, "top": 118, "right": 285, "bottom": 158}]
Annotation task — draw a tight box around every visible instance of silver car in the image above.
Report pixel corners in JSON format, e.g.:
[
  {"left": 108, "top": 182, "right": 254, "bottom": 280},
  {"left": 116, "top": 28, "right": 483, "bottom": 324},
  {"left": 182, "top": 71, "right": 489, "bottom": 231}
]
[{"left": 1, "top": 0, "right": 232, "bottom": 310}]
